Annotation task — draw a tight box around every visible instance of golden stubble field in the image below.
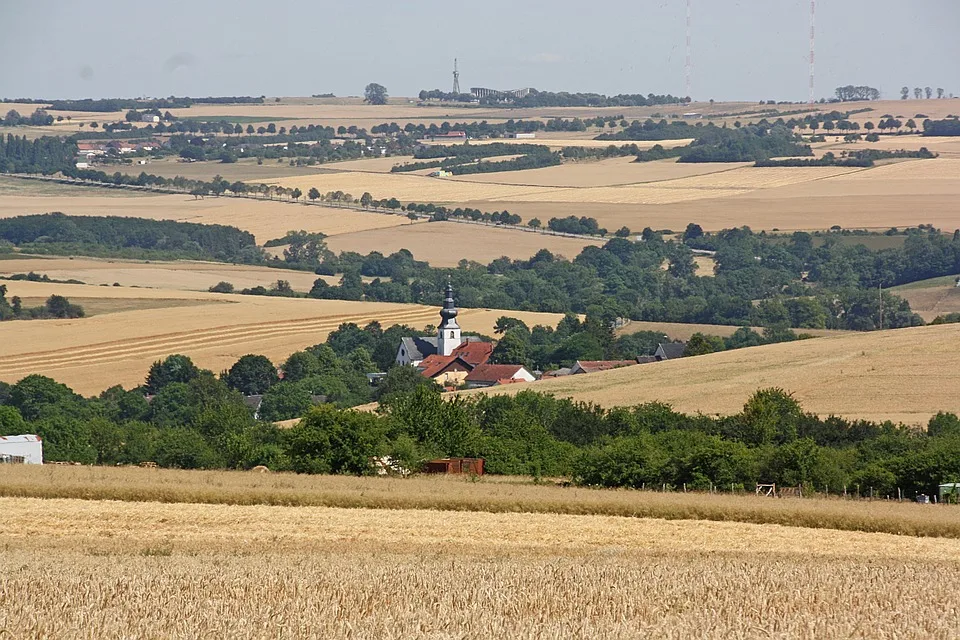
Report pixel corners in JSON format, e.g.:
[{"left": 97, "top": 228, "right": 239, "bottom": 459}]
[
  {"left": 0, "top": 184, "right": 409, "bottom": 243},
  {"left": 1, "top": 488, "right": 959, "bottom": 638},
  {"left": 893, "top": 276, "right": 960, "bottom": 321},
  {"left": 0, "top": 256, "right": 326, "bottom": 292},
  {"left": 326, "top": 221, "right": 602, "bottom": 267},
  {"left": 0, "top": 280, "right": 564, "bottom": 394},
  {"left": 468, "top": 322, "right": 960, "bottom": 425}
]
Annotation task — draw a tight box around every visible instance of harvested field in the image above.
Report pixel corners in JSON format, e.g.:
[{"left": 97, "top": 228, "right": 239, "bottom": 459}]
[
  {"left": 488, "top": 157, "right": 960, "bottom": 233},
  {"left": 450, "top": 157, "right": 739, "bottom": 188},
  {"left": 269, "top": 170, "right": 558, "bottom": 202},
  {"left": 468, "top": 323, "right": 960, "bottom": 425},
  {"left": 13, "top": 296, "right": 220, "bottom": 317},
  {"left": 422, "top": 138, "right": 695, "bottom": 151},
  {"left": 0, "top": 256, "right": 323, "bottom": 292},
  {"left": 0, "top": 280, "right": 563, "bottom": 394},
  {"left": 138, "top": 157, "right": 335, "bottom": 182},
  {"left": 693, "top": 255, "right": 716, "bottom": 275},
  {"left": 1, "top": 495, "right": 959, "bottom": 638},
  {"left": 0, "top": 187, "right": 410, "bottom": 242},
  {"left": 819, "top": 135, "right": 960, "bottom": 158},
  {"left": 893, "top": 275, "right": 960, "bottom": 321},
  {"left": 617, "top": 320, "right": 844, "bottom": 341},
  {"left": 326, "top": 221, "right": 602, "bottom": 267}
]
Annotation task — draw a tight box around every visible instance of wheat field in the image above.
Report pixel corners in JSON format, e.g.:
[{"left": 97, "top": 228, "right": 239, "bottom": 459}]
[
  {"left": 466, "top": 322, "right": 960, "bottom": 425},
  {"left": 3, "top": 464, "right": 959, "bottom": 538},
  {"left": 1, "top": 494, "right": 959, "bottom": 639}
]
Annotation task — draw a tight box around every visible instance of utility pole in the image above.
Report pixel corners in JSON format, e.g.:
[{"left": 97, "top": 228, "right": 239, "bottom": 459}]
[{"left": 879, "top": 283, "right": 884, "bottom": 330}]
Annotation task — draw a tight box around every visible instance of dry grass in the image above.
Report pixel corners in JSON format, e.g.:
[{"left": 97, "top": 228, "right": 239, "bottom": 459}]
[
  {"left": 4, "top": 465, "right": 960, "bottom": 538},
  {"left": 0, "top": 256, "right": 324, "bottom": 292},
  {"left": 3, "top": 495, "right": 959, "bottom": 638},
  {"left": 893, "top": 276, "right": 960, "bottom": 321},
  {"left": 326, "top": 221, "right": 601, "bottom": 267},
  {"left": 0, "top": 280, "right": 563, "bottom": 393},
  {"left": 467, "top": 323, "right": 960, "bottom": 425}
]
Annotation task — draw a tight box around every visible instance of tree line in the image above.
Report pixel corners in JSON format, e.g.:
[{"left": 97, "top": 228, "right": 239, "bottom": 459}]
[
  {"left": 0, "top": 213, "right": 261, "bottom": 263},
  {"left": 289, "top": 225, "right": 944, "bottom": 331},
  {"left": 1, "top": 363, "right": 958, "bottom": 499},
  {"left": 0, "top": 134, "right": 77, "bottom": 173},
  {"left": 0, "top": 286, "right": 84, "bottom": 321}
]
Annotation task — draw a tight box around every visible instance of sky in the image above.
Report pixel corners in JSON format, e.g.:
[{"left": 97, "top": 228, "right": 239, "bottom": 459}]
[{"left": 2, "top": 0, "right": 958, "bottom": 103}]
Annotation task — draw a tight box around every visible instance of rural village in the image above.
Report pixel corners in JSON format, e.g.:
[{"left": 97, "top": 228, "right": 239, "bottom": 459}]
[{"left": 1, "top": 1, "right": 960, "bottom": 637}]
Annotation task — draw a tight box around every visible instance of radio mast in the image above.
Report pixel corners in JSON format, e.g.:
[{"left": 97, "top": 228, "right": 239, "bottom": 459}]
[
  {"left": 685, "top": 0, "right": 692, "bottom": 100},
  {"left": 452, "top": 58, "right": 461, "bottom": 95},
  {"left": 809, "top": 0, "right": 816, "bottom": 104}
]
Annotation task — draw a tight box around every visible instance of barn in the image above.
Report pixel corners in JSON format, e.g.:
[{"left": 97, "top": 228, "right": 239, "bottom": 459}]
[{"left": 0, "top": 435, "right": 43, "bottom": 464}]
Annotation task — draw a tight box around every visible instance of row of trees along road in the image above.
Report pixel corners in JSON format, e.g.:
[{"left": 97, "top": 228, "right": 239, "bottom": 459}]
[{"left": 901, "top": 87, "right": 948, "bottom": 100}]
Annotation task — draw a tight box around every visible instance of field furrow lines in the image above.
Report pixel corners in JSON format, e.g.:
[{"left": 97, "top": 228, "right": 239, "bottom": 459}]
[{"left": 0, "top": 308, "right": 442, "bottom": 374}]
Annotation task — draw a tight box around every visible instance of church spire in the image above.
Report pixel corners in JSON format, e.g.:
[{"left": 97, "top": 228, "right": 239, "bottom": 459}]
[{"left": 437, "top": 280, "right": 461, "bottom": 356}]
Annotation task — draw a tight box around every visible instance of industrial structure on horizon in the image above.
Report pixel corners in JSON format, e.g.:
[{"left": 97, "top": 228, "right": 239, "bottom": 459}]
[{"left": 470, "top": 87, "right": 531, "bottom": 100}]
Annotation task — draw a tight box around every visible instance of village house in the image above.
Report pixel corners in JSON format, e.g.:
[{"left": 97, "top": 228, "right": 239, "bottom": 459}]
[
  {"left": 464, "top": 364, "right": 536, "bottom": 389},
  {"left": 570, "top": 359, "right": 642, "bottom": 375},
  {"left": 655, "top": 343, "right": 687, "bottom": 361}
]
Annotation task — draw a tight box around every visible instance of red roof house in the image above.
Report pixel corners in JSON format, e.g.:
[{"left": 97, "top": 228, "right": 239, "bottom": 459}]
[{"left": 464, "top": 364, "right": 536, "bottom": 389}]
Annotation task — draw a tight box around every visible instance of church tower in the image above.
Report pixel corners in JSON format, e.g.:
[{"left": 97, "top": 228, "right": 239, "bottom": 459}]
[{"left": 437, "top": 282, "right": 461, "bottom": 356}]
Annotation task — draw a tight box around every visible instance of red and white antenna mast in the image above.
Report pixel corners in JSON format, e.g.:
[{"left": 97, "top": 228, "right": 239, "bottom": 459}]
[
  {"left": 809, "top": 0, "right": 816, "bottom": 104},
  {"left": 685, "top": 0, "right": 692, "bottom": 100}
]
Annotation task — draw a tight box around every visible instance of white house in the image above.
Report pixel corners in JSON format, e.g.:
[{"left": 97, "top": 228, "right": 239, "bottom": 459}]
[{"left": 0, "top": 434, "right": 43, "bottom": 464}]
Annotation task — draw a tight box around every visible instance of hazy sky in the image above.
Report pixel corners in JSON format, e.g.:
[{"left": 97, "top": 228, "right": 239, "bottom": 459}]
[{"left": 2, "top": 0, "right": 958, "bottom": 102}]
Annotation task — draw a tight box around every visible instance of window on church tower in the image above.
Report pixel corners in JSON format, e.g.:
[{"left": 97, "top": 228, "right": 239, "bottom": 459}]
[{"left": 449, "top": 331, "right": 455, "bottom": 338}]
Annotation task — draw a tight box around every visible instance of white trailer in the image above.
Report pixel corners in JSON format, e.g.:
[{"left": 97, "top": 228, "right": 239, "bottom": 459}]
[{"left": 0, "top": 435, "right": 43, "bottom": 464}]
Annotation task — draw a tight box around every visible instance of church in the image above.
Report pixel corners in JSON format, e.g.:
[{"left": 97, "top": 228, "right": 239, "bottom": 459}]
[{"left": 395, "top": 283, "right": 494, "bottom": 386}]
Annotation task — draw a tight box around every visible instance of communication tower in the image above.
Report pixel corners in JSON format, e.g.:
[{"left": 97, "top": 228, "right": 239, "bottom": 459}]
[
  {"left": 685, "top": 0, "right": 692, "bottom": 100},
  {"left": 452, "top": 59, "right": 461, "bottom": 95},
  {"left": 809, "top": 0, "right": 816, "bottom": 103}
]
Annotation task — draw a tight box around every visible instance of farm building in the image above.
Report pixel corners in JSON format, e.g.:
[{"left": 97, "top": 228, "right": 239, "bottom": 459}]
[
  {"left": 571, "top": 360, "right": 640, "bottom": 375},
  {"left": 464, "top": 364, "right": 535, "bottom": 389},
  {"left": 426, "top": 131, "right": 467, "bottom": 142},
  {"left": 423, "top": 458, "right": 484, "bottom": 475},
  {"left": 0, "top": 435, "right": 43, "bottom": 464},
  {"left": 508, "top": 132, "right": 536, "bottom": 139},
  {"left": 140, "top": 113, "right": 160, "bottom": 123},
  {"left": 655, "top": 342, "right": 687, "bottom": 361}
]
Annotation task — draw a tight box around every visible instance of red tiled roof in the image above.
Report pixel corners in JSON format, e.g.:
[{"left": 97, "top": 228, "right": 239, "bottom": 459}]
[
  {"left": 465, "top": 364, "right": 526, "bottom": 383},
  {"left": 451, "top": 341, "right": 493, "bottom": 367},
  {"left": 418, "top": 354, "right": 472, "bottom": 379}
]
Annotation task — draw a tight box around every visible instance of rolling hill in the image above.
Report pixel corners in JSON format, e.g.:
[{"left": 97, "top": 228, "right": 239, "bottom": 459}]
[{"left": 465, "top": 323, "right": 960, "bottom": 425}]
